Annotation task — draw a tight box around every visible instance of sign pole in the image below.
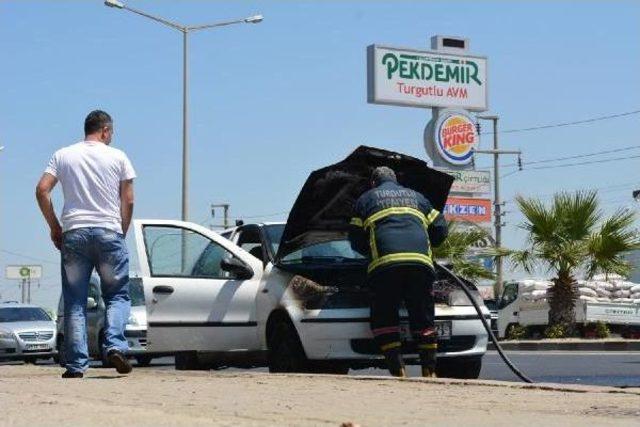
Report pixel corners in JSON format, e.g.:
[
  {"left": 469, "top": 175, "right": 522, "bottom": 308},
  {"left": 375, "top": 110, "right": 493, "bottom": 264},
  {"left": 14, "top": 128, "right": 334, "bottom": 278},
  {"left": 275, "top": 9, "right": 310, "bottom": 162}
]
[
  {"left": 27, "top": 278, "right": 31, "bottom": 304},
  {"left": 21, "top": 278, "right": 26, "bottom": 303}
]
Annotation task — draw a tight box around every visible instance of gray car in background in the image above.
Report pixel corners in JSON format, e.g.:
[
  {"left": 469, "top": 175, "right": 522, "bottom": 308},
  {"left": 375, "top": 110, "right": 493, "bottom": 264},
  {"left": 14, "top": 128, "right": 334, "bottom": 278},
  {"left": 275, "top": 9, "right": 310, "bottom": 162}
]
[
  {"left": 56, "top": 276, "right": 161, "bottom": 367},
  {"left": 0, "top": 302, "right": 57, "bottom": 363}
]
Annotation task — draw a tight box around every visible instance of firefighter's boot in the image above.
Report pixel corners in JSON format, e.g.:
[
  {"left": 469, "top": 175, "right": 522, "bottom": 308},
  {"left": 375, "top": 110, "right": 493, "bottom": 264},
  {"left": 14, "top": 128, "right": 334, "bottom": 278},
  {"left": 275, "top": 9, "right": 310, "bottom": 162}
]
[
  {"left": 381, "top": 344, "right": 406, "bottom": 378},
  {"left": 417, "top": 329, "right": 438, "bottom": 378}
]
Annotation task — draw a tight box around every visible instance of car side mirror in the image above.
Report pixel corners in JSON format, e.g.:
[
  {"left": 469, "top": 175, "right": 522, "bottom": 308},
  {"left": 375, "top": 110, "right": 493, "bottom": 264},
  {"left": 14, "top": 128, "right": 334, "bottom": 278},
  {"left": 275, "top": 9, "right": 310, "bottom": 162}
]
[
  {"left": 87, "top": 297, "right": 98, "bottom": 310},
  {"left": 220, "top": 258, "right": 253, "bottom": 280}
]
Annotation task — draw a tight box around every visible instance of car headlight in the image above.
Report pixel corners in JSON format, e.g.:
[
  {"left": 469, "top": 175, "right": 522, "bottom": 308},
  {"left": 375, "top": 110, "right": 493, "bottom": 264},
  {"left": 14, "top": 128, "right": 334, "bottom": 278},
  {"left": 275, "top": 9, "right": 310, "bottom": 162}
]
[
  {"left": 0, "top": 329, "right": 14, "bottom": 339},
  {"left": 448, "top": 289, "right": 483, "bottom": 306}
]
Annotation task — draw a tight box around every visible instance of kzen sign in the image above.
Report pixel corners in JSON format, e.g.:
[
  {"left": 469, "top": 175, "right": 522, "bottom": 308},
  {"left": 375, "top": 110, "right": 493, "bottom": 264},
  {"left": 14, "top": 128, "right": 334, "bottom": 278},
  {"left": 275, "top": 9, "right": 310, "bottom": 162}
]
[
  {"left": 367, "top": 45, "right": 488, "bottom": 111},
  {"left": 444, "top": 197, "right": 492, "bottom": 223}
]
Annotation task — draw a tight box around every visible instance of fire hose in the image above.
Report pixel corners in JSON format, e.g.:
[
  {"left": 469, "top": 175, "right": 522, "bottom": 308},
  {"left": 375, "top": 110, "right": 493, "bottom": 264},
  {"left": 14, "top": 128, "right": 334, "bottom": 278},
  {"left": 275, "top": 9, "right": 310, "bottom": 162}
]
[{"left": 438, "top": 264, "right": 534, "bottom": 383}]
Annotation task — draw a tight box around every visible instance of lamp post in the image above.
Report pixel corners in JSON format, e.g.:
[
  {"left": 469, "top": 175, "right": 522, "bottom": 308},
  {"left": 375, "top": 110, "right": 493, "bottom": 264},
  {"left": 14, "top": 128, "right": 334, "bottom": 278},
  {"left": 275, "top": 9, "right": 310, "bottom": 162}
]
[{"left": 104, "top": 0, "right": 263, "bottom": 221}]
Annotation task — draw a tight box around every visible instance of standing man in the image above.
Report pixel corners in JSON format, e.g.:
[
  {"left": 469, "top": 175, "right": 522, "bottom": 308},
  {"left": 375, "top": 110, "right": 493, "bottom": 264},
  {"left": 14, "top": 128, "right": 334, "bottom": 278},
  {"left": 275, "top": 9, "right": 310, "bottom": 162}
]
[
  {"left": 36, "top": 110, "right": 136, "bottom": 378},
  {"left": 349, "top": 167, "right": 448, "bottom": 378}
]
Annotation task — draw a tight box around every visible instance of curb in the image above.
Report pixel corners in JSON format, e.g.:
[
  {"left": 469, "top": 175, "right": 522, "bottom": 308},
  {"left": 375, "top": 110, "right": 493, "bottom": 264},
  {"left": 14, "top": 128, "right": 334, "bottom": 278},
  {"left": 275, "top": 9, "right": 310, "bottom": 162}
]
[
  {"left": 7, "top": 365, "right": 640, "bottom": 396},
  {"left": 488, "top": 339, "right": 640, "bottom": 351}
]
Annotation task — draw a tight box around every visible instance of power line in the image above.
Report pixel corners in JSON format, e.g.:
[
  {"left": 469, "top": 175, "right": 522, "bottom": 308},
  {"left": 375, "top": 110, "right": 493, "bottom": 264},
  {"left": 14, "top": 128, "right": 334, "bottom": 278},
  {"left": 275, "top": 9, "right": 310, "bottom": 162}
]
[
  {"left": 487, "top": 144, "right": 640, "bottom": 170},
  {"left": 504, "top": 181, "right": 640, "bottom": 203},
  {"left": 498, "top": 153, "right": 640, "bottom": 175},
  {"left": 0, "top": 249, "right": 58, "bottom": 265},
  {"left": 233, "top": 210, "right": 290, "bottom": 220},
  {"left": 522, "top": 145, "right": 640, "bottom": 167},
  {"left": 483, "top": 109, "right": 640, "bottom": 135},
  {"left": 525, "top": 154, "right": 640, "bottom": 171}
]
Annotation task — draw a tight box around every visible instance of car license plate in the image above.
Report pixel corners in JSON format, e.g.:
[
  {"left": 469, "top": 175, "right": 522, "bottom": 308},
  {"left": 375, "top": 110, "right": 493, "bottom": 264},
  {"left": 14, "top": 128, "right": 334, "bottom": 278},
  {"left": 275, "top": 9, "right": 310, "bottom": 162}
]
[
  {"left": 26, "top": 344, "right": 50, "bottom": 351},
  {"left": 400, "top": 321, "right": 452, "bottom": 340},
  {"left": 436, "top": 321, "right": 452, "bottom": 340}
]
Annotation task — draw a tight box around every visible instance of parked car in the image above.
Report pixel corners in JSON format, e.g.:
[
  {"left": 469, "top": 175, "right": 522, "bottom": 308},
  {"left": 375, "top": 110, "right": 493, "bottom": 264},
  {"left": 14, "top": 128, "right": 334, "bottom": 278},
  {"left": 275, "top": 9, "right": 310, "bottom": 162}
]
[
  {"left": 134, "top": 146, "right": 490, "bottom": 378},
  {"left": 0, "top": 302, "right": 57, "bottom": 363},
  {"left": 55, "top": 275, "right": 163, "bottom": 367},
  {"left": 483, "top": 298, "right": 500, "bottom": 337},
  {"left": 497, "top": 279, "right": 640, "bottom": 339}
]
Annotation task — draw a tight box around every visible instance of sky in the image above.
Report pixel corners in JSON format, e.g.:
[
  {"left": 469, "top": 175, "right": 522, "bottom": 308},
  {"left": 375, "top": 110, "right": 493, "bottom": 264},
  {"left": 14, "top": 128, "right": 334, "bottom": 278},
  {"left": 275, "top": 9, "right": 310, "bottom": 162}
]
[{"left": 0, "top": 0, "right": 639, "bottom": 309}]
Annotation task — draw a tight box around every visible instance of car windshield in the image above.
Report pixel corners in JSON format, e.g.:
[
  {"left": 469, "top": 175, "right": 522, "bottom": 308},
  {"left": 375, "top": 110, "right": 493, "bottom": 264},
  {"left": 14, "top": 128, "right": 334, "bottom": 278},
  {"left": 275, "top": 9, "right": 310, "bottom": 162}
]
[
  {"left": 263, "top": 224, "right": 365, "bottom": 264},
  {"left": 0, "top": 307, "right": 51, "bottom": 322},
  {"left": 129, "top": 279, "right": 145, "bottom": 307}
]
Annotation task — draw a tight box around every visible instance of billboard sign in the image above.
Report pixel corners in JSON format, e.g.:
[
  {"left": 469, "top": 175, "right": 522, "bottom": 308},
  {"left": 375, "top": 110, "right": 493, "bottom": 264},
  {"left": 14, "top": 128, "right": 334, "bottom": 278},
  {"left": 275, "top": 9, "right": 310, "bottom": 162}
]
[
  {"left": 6, "top": 265, "right": 42, "bottom": 280},
  {"left": 444, "top": 169, "right": 491, "bottom": 194},
  {"left": 367, "top": 45, "right": 488, "bottom": 111},
  {"left": 444, "top": 197, "right": 492, "bottom": 223},
  {"left": 431, "top": 109, "right": 479, "bottom": 166}
]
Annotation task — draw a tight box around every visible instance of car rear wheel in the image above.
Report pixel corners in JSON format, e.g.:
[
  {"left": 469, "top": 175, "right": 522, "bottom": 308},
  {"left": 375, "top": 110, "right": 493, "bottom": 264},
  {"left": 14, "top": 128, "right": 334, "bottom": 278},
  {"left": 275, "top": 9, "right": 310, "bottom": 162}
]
[
  {"left": 135, "top": 355, "right": 153, "bottom": 367},
  {"left": 268, "top": 320, "right": 308, "bottom": 373},
  {"left": 308, "top": 361, "right": 349, "bottom": 375},
  {"left": 175, "top": 352, "right": 208, "bottom": 370},
  {"left": 436, "top": 356, "right": 482, "bottom": 379}
]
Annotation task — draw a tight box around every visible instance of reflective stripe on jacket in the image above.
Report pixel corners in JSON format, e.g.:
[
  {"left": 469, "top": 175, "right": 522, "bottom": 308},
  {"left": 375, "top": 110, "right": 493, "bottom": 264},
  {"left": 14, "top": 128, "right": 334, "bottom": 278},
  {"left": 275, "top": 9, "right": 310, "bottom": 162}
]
[{"left": 348, "top": 179, "right": 448, "bottom": 274}]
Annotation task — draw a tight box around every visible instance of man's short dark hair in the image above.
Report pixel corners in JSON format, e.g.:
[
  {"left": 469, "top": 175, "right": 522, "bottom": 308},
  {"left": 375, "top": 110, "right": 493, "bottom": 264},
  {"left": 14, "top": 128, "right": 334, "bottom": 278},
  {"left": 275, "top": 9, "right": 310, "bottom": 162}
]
[
  {"left": 84, "top": 110, "right": 113, "bottom": 135},
  {"left": 371, "top": 166, "right": 397, "bottom": 186}
]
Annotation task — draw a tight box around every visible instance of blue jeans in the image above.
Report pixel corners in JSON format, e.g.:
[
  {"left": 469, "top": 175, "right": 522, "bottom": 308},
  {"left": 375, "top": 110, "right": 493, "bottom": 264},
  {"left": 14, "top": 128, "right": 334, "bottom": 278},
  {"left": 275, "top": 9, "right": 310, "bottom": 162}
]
[{"left": 61, "top": 227, "right": 130, "bottom": 373}]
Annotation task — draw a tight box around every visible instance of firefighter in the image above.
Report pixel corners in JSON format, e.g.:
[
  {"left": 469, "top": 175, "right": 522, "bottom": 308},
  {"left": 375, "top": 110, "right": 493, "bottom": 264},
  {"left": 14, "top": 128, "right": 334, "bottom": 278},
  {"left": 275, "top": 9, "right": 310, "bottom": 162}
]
[{"left": 349, "top": 166, "right": 448, "bottom": 377}]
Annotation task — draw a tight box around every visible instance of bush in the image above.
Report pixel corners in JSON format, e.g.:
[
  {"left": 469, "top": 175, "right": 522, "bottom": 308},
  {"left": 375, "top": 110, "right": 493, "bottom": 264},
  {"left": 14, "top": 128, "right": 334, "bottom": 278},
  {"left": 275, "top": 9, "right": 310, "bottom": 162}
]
[
  {"left": 582, "top": 322, "right": 610, "bottom": 338},
  {"left": 506, "top": 324, "right": 528, "bottom": 340},
  {"left": 544, "top": 324, "right": 569, "bottom": 339}
]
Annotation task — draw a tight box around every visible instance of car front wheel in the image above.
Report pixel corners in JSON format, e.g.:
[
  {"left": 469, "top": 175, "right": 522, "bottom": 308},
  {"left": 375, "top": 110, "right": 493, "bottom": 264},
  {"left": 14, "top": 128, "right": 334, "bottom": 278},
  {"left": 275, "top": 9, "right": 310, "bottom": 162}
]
[
  {"left": 436, "top": 356, "right": 483, "bottom": 379},
  {"left": 268, "top": 320, "right": 308, "bottom": 373}
]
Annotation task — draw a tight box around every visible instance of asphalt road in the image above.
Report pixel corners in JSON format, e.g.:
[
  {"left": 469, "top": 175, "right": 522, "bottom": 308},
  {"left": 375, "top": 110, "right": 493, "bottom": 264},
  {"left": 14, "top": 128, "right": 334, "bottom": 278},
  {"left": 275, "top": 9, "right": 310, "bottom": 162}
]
[{"left": 5, "top": 351, "right": 640, "bottom": 388}]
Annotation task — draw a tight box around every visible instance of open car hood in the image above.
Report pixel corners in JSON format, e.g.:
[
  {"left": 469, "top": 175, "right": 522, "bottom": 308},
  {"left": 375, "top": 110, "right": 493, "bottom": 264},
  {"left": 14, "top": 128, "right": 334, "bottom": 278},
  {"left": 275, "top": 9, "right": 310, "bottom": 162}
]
[{"left": 276, "top": 145, "right": 454, "bottom": 262}]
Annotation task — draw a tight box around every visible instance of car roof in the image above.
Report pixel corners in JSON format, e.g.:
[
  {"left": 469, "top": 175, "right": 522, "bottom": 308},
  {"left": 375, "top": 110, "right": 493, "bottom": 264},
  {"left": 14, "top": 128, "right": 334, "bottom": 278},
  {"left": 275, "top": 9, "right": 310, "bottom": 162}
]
[{"left": 0, "top": 302, "right": 43, "bottom": 309}]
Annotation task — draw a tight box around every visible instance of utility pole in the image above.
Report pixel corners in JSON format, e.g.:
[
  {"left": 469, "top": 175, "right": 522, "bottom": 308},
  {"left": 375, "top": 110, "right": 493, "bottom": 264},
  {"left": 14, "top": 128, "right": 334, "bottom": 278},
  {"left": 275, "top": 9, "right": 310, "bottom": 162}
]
[
  {"left": 474, "top": 115, "right": 522, "bottom": 296},
  {"left": 211, "top": 204, "right": 231, "bottom": 229}
]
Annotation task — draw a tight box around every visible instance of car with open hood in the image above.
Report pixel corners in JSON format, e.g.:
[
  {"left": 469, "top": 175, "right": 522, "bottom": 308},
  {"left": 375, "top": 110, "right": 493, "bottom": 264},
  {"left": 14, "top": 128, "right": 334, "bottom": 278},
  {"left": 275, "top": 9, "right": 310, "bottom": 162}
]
[{"left": 135, "top": 146, "right": 490, "bottom": 377}]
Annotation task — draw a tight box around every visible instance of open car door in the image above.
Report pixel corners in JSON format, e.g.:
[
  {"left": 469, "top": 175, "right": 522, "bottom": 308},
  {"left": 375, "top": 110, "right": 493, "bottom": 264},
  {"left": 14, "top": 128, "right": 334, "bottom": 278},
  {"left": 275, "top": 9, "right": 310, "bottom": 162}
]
[{"left": 133, "top": 219, "right": 263, "bottom": 353}]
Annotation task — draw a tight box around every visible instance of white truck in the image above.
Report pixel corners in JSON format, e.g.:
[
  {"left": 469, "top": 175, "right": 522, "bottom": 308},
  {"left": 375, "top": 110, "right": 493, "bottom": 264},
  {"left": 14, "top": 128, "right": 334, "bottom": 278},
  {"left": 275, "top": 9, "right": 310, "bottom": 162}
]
[{"left": 497, "top": 280, "right": 640, "bottom": 338}]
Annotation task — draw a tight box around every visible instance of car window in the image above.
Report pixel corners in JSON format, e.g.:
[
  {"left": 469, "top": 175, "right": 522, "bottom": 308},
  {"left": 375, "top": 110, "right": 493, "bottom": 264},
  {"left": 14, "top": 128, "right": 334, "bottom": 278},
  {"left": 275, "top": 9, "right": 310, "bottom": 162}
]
[
  {"left": 263, "top": 224, "right": 285, "bottom": 257},
  {"left": 500, "top": 283, "right": 518, "bottom": 308},
  {"left": 236, "top": 227, "right": 264, "bottom": 261},
  {"left": 0, "top": 307, "right": 51, "bottom": 322},
  {"left": 143, "top": 225, "right": 244, "bottom": 280}
]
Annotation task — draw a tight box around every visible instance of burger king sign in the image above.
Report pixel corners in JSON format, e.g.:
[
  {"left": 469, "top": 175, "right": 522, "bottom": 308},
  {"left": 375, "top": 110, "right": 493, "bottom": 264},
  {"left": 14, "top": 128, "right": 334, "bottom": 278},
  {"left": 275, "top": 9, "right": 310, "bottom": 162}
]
[{"left": 425, "top": 109, "right": 479, "bottom": 167}]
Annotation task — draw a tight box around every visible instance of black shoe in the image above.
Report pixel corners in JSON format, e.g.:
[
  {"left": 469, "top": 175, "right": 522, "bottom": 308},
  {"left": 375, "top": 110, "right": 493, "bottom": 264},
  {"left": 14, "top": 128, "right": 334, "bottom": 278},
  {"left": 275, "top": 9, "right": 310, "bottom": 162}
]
[
  {"left": 61, "top": 370, "right": 84, "bottom": 379},
  {"left": 107, "top": 349, "right": 133, "bottom": 374}
]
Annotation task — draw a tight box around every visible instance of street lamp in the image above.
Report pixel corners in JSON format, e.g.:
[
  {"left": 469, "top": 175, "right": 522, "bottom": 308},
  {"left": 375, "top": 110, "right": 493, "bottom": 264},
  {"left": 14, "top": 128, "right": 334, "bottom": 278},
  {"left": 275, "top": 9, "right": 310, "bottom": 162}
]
[{"left": 104, "top": 1, "right": 262, "bottom": 222}]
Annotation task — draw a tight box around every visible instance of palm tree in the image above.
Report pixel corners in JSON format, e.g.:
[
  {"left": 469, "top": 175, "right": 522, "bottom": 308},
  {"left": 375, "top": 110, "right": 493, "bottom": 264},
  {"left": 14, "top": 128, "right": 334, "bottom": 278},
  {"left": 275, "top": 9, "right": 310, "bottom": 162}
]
[
  {"left": 510, "top": 191, "right": 640, "bottom": 331},
  {"left": 433, "top": 221, "right": 496, "bottom": 281}
]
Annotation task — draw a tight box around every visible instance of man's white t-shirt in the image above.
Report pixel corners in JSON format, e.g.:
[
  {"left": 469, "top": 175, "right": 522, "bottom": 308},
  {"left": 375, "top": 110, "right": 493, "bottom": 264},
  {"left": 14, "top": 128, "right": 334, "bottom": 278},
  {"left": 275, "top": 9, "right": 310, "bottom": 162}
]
[{"left": 45, "top": 141, "right": 136, "bottom": 234}]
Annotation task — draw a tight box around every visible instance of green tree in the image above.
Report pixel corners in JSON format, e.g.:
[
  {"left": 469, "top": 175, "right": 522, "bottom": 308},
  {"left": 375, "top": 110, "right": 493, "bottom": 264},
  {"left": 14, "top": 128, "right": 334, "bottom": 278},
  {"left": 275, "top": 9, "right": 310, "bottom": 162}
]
[
  {"left": 510, "top": 191, "right": 640, "bottom": 331},
  {"left": 433, "top": 221, "right": 496, "bottom": 281}
]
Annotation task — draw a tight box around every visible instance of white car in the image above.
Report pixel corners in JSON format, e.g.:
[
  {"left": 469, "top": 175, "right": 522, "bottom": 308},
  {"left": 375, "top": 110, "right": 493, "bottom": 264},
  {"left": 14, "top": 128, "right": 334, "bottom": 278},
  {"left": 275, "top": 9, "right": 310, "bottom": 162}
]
[
  {"left": 0, "top": 303, "right": 57, "bottom": 363},
  {"left": 135, "top": 146, "right": 489, "bottom": 378}
]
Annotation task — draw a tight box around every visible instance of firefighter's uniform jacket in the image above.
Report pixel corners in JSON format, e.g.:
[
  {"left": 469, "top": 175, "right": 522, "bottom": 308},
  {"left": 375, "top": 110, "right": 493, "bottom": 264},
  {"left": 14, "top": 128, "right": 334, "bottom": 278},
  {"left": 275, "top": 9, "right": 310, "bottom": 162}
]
[{"left": 349, "top": 178, "right": 448, "bottom": 274}]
